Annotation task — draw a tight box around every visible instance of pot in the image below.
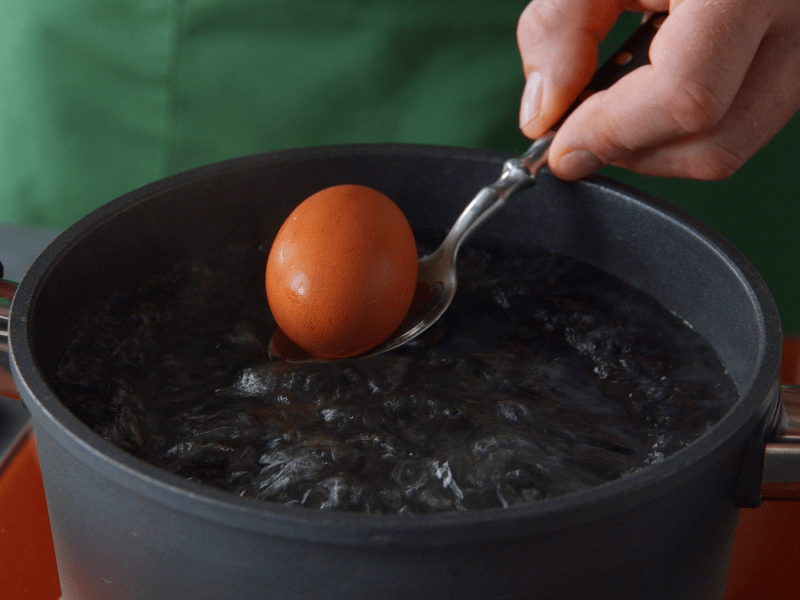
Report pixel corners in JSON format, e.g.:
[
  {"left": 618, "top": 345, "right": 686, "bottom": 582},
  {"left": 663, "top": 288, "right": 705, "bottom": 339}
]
[{"left": 2, "top": 144, "right": 799, "bottom": 600}]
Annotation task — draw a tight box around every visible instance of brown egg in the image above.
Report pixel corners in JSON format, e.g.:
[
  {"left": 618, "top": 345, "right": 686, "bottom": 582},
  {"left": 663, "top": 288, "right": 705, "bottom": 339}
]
[{"left": 266, "top": 184, "right": 418, "bottom": 359}]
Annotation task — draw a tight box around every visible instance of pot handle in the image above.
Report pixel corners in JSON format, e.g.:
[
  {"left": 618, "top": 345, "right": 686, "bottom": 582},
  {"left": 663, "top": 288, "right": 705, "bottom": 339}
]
[
  {"left": 1, "top": 261, "right": 20, "bottom": 400},
  {"left": 761, "top": 336, "right": 800, "bottom": 499},
  {"left": 762, "top": 386, "right": 800, "bottom": 499}
]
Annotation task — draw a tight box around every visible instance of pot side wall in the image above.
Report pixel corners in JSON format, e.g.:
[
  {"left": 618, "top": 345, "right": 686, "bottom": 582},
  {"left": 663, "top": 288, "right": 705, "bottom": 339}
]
[{"left": 32, "top": 411, "right": 743, "bottom": 600}]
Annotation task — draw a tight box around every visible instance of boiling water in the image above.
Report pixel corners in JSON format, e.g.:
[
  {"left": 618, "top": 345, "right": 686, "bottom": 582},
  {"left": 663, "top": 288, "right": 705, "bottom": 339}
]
[{"left": 53, "top": 239, "right": 737, "bottom": 513}]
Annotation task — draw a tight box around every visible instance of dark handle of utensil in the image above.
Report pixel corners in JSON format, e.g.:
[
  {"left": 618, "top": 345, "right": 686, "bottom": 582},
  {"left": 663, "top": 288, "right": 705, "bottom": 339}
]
[{"left": 551, "top": 12, "right": 667, "bottom": 132}]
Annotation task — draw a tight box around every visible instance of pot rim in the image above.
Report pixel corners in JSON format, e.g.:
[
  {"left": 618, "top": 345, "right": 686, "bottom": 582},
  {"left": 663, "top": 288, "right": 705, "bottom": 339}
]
[{"left": 9, "top": 143, "right": 783, "bottom": 547}]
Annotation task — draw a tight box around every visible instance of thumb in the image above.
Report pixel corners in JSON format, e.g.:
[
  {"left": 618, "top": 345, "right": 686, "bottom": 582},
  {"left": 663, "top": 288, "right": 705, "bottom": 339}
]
[{"left": 517, "top": 0, "right": 624, "bottom": 138}]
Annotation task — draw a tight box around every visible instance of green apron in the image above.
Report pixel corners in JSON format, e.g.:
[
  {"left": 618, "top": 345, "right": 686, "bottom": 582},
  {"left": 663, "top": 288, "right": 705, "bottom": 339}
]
[
  {"left": 1, "top": 3, "right": 798, "bottom": 332},
  {"left": 0, "top": 0, "right": 530, "bottom": 226}
]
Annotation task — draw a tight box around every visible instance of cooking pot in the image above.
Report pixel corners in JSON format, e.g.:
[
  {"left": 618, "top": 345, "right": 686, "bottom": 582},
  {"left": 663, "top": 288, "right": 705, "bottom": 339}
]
[{"left": 2, "top": 144, "right": 800, "bottom": 600}]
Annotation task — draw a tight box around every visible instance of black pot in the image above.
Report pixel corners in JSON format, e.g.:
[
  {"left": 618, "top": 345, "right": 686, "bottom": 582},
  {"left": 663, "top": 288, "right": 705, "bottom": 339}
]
[{"left": 3, "top": 145, "right": 791, "bottom": 599}]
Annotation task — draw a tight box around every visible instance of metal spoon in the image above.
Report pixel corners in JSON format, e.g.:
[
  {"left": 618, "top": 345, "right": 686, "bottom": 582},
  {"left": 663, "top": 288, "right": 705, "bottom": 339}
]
[{"left": 270, "top": 12, "right": 667, "bottom": 363}]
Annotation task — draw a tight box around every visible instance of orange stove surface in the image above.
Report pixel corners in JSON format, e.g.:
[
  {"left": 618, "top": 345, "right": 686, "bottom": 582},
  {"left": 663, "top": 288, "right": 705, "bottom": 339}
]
[
  {"left": 0, "top": 433, "right": 60, "bottom": 599},
  {"left": 1, "top": 337, "right": 799, "bottom": 600}
]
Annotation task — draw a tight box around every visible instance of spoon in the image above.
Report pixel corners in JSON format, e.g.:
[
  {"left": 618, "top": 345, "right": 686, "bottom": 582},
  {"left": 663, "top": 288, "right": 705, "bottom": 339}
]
[{"left": 270, "top": 12, "right": 667, "bottom": 363}]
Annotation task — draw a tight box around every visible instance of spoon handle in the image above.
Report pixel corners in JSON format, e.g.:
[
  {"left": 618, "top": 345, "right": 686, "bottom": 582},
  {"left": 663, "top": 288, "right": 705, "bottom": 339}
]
[
  {"left": 438, "top": 11, "right": 668, "bottom": 261},
  {"left": 556, "top": 13, "right": 667, "bottom": 130},
  {"left": 434, "top": 156, "right": 537, "bottom": 260}
]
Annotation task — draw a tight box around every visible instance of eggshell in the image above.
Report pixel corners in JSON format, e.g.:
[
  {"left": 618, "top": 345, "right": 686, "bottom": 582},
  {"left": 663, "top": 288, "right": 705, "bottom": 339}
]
[{"left": 266, "top": 184, "right": 418, "bottom": 359}]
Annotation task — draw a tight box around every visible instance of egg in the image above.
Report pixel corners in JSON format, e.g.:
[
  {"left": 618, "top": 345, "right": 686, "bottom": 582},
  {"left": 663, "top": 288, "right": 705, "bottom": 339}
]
[{"left": 266, "top": 184, "right": 418, "bottom": 359}]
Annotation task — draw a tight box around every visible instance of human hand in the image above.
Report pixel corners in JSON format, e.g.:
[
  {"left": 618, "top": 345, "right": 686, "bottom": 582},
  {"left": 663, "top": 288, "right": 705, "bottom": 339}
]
[{"left": 517, "top": 0, "right": 800, "bottom": 180}]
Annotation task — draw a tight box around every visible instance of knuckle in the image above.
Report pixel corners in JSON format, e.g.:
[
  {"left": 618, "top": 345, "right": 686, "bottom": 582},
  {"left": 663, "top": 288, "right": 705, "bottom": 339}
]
[
  {"left": 517, "top": 1, "right": 561, "bottom": 48},
  {"left": 517, "top": 9, "right": 544, "bottom": 50},
  {"left": 595, "top": 136, "right": 632, "bottom": 164},
  {"left": 591, "top": 113, "right": 636, "bottom": 163},
  {"left": 691, "top": 145, "right": 745, "bottom": 181},
  {"left": 662, "top": 77, "right": 727, "bottom": 135}
]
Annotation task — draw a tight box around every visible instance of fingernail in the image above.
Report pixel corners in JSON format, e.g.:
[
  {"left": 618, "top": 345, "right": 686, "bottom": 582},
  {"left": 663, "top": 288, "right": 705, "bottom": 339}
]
[
  {"left": 555, "top": 150, "right": 604, "bottom": 179},
  {"left": 519, "top": 71, "right": 543, "bottom": 130}
]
